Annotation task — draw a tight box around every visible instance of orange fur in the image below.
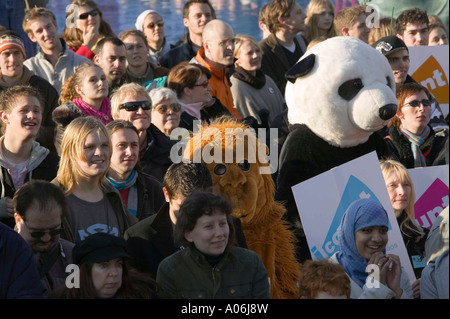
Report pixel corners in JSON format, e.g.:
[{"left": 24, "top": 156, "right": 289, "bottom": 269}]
[{"left": 182, "top": 117, "right": 300, "bottom": 299}]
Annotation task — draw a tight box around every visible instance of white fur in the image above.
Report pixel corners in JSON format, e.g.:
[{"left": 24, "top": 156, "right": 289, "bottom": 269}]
[{"left": 285, "top": 36, "right": 397, "bottom": 147}]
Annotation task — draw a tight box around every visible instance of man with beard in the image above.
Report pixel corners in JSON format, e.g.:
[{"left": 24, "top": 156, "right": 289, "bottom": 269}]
[
  {"left": 14, "top": 180, "right": 74, "bottom": 299},
  {"left": 94, "top": 37, "right": 127, "bottom": 97},
  {"left": 190, "top": 19, "right": 241, "bottom": 119}
]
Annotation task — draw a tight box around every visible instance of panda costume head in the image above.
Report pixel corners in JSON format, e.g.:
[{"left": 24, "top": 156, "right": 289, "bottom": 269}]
[{"left": 285, "top": 36, "right": 397, "bottom": 148}]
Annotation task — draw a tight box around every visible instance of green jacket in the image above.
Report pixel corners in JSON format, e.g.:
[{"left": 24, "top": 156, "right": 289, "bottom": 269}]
[{"left": 156, "top": 246, "right": 271, "bottom": 299}]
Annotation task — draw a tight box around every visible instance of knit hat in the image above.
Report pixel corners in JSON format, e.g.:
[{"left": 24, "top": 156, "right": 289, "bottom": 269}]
[
  {"left": 0, "top": 30, "right": 26, "bottom": 59},
  {"left": 372, "top": 35, "right": 408, "bottom": 57},
  {"left": 73, "top": 233, "right": 130, "bottom": 265},
  {"left": 135, "top": 10, "right": 158, "bottom": 31}
]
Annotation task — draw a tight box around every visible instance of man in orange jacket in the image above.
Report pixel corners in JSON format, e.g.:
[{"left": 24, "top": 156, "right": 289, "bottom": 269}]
[{"left": 190, "top": 19, "right": 241, "bottom": 120}]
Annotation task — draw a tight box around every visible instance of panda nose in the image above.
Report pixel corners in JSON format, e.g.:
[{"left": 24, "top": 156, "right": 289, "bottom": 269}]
[{"left": 379, "top": 103, "right": 397, "bottom": 120}]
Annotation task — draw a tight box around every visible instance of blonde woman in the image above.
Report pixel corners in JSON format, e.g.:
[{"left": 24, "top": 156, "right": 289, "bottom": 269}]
[
  {"left": 61, "top": 0, "right": 115, "bottom": 60},
  {"left": 55, "top": 116, "right": 137, "bottom": 243},
  {"left": 380, "top": 158, "right": 429, "bottom": 298},
  {"left": 304, "top": 0, "right": 337, "bottom": 43},
  {"left": 230, "top": 34, "right": 285, "bottom": 126},
  {"left": 52, "top": 61, "right": 112, "bottom": 155}
]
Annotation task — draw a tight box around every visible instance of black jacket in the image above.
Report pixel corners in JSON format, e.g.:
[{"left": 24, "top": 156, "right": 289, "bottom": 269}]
[
  {"left": 159, "top": 33, "right": 198, "bottom": 69},
  {"left": 135, "top": 171, "right": 165, "bottom": 220},
  {"left": 385, "top": 125, "right": 448, "bottom": 169},
  {"left": 125, "top": 202, "right": 248, "bottom": 279}
]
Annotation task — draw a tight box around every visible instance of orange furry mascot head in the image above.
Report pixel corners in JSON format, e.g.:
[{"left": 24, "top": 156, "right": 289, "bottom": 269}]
[{"left": 182, "top": 117, "right": 300, "bottom": 299}]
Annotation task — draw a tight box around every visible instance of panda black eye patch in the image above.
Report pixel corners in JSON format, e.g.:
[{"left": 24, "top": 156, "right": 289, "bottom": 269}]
[
  {"left": 338, "top": 78, "right": 364, "bottom": 100},
  {"left": 386, "top": 76, "right": 392, "bottom": 89}
]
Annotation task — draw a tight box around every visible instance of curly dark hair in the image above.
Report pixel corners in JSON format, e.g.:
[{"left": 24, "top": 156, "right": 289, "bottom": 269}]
[{"left": 395, "top": 8, "right": 429, "bottom": 36}]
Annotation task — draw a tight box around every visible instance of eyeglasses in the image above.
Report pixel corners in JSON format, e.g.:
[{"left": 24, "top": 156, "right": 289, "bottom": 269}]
[
  {"left": 146, "top": 21, "right": 164, "bottom": 29},
  {"left": 79, "top": 9, "right": 100, "bottom": 20},
  {"left": 402, "top": 99, "right": 431, "bottom": 108},
  {"left": 24, "top": 8, "right": 47, "bottom": 22},
  {"left": 24, "top": 221, "right": 64, "bottom": 238},
  {"left": 193, "top": 81, "right": 209, "bottom": 88},
  {"left": 119, "top": 100, "right": 152, "bottom": 112},
  {"left": 154, "top": 103, "right": 182, "bottom": 114}
]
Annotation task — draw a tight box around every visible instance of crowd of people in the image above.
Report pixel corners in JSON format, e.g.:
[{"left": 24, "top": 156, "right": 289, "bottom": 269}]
[{"left": 0, "top": 0, "right": 448, "bottom": 300}]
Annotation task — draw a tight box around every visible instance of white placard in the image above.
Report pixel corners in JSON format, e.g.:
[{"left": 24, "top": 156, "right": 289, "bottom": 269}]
[{"left": 292, "top": 151, "right": 416, "bottom": 283}]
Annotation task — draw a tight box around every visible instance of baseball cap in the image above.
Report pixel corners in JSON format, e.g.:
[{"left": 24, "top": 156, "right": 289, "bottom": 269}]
[
  {"left": 73, "top": 233, "right": 130, "bottom": 265},
  {"left": 372, "top": 35, "right": 409, "bottom": 57}
]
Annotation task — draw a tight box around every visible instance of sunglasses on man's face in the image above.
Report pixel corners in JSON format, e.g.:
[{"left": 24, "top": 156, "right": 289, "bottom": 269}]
[
  {"left": 119, "top": 100, "right": 152, "bottom": 112},
  {"left": 193, "top": 81, "right": 209, "bottom": 88},
  {"left": 79, "top": 9, "right": 99, "bottom": 20},
  {"left": 146, "top": 21, "right": 164, "bottom": 29},
  {"left": 154, "top": 103, "right": 182, "bottom": 114},
  {"left": 402, "top": 99, "right": 431, "bottom": 108}
]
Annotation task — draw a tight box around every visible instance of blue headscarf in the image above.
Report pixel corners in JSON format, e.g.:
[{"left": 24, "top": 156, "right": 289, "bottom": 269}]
[{"left": 336, "top": 198, "right": 389, "bottom": 288}]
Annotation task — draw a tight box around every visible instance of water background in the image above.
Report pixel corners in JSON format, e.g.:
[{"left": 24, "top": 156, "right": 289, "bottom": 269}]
[{"left": 46, "top": 0, "right": 352, "bottom": 43}]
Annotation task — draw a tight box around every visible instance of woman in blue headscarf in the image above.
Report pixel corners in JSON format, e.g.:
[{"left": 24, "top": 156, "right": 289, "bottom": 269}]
[{"left": 329, "top": 198, "right": 413, "bottom": 299}]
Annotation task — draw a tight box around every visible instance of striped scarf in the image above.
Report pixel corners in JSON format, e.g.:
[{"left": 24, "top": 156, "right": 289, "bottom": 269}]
[{"left": 399, "top": 124, "right": 430, "bottom": 167}]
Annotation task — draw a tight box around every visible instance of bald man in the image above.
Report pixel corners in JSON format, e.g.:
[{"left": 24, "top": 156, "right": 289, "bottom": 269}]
[{"left": 190, "top": 20, "right": 241, "bottom": 119}]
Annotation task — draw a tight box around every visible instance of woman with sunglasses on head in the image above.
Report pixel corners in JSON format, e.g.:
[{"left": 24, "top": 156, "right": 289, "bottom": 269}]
[
  {"left": 168, "top": 62, "right": 231, "bottom": 132},
  {"left": 61, "top": 0, "right": 115, "bottom": 60},
  {"left": 385, "top": 82, "right": 448, "bottom": 168},
  {"left": 52, "top": 61, "right": 112, "bottom": 155},
  {"left": 135, "top": 10, "right": 173, "bottom": 66}
]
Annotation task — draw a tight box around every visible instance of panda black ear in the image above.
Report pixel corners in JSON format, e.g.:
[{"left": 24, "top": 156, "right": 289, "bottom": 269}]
[{"left": 285, "top": 54, "right": 316, "bottom": 83}]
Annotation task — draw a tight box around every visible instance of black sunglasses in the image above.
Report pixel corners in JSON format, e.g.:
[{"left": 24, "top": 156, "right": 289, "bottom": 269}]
[
  {"left": 146, "top": 21, "right": 164, "bottom": 29},
  {"left": 119, "top": 100, "right": 152, "bottom": 112},
  {"left": 79, "top": 9, "right": 100, "bottom": 20},
  {"left": 154, "top": 103, "right": 182, "bottom": 114},
  {"left": 402, "top": 99, "right": 431, "bottom": 108},
  {"left": 193, "top": 81, "right": 209, "bottom": 88},
  {"left": 27, "top": 226, "right": 65, "bottom": 238}
]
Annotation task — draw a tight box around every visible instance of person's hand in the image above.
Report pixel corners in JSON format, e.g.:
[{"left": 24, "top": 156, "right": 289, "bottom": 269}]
[
  {"left": 82, "top": 24, "right": 99, "bottom": 50},
  {"left": 412, "top": 278, "right": 421, "bottom": 299},
  {"left": 368, "top": 252, "right": 389, "bottom": 284},
  {"left": 383, "top": 254, "right": 403, "bottom": 298},
  {"left": 5, "top": 197, "right": 14, "bottom": 217}
]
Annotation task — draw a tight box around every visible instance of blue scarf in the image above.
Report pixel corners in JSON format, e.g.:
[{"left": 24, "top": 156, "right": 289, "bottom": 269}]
[
  {"left": 106, "top": 171, "right": 138, "bottom": 217},
  {"left": 336, "top": 198, "right": 389, "bottom": 288}
]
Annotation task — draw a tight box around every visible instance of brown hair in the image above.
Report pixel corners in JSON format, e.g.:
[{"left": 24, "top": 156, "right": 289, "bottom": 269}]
[
  {"left": 0, "top": 86, "right": 43, "bottom": 134},
  {"left": 298, "top": 259, "right": 350, "bottom": 299},
  {"left": 334, "top": 5, "right": 367, "bottom": 36},
  {"left": 265, "top": 0, "right": 298, "bottom": 34},
  {"left": 23, "top": 7, "right": 58, "bottom": 35},
  {"left": 389, "top": 82, "right": 431, "bottom": 128},
  {"left": 368, "top": 17, "right": 396, "bottom": 45},
  {"left": 182, "top": 0, "right": 216, "bottom": 19},
  {"left": 119, "top": 29, "right": 149, "bottom": 49},
  {"left": 59, "top": 61, "right": 105, "bottom": 104},
  {"left": 61, "top": 0, "right": 115, "bottom": 50},
  {"left": 304, "top": 0, "right": 337, "bottom": 42},
  {"left": 167, "top": 62, "right": 211, "bottom": 98},
  {"left": 395, "top": 8, "right": 429, "bottom": 36}
]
